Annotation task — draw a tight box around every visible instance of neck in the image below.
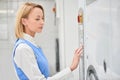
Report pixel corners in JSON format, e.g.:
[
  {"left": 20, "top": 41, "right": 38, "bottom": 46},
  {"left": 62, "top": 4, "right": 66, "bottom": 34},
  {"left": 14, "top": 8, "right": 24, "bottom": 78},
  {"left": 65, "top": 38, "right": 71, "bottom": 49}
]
[{"left": 24, "top": 31, "right": 35, "bottom": 37}]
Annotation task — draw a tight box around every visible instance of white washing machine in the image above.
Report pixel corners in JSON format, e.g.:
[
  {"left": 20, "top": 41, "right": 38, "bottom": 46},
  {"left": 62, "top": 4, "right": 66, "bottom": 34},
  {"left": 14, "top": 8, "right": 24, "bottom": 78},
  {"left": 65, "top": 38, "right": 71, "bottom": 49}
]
[{"left": 79, "top": 0, "right": 120, "bottom": 80}]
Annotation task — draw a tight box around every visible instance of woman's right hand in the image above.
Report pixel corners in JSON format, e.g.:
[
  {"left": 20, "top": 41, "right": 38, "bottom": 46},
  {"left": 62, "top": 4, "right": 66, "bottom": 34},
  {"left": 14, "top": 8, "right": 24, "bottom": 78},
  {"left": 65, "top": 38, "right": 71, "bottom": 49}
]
[{"left": 70, "top": 45, "right": 83, "bottom": 71}]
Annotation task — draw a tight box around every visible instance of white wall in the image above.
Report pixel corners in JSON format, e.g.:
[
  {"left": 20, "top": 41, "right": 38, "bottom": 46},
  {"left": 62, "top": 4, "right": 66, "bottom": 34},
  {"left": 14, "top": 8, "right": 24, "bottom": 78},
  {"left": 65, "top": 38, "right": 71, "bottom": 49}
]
[{"left": 0, "top": 1, "right": 17, "bottom": 80}]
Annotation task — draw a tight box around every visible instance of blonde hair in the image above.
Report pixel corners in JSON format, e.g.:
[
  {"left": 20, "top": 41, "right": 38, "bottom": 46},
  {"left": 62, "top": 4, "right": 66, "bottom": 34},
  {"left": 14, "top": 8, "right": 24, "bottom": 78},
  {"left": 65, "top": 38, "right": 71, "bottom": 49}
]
[{"left": 15, "top": 2, "right": 44, "bottom": 38}]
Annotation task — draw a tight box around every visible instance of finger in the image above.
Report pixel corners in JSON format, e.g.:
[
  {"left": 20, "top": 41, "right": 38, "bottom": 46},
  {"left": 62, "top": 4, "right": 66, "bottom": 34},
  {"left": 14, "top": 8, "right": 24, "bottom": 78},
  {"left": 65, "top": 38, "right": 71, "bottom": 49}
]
[
  {"left": 75, "top": 48, "right": 79, "bottom": 53},
  {"left": 77, "top": 45, "right": 83, "bottom": 54},
  {"left": 78, "top": 48, "right": 83, "bottom": 56},
  {"left": 75, "top": 45, "right": 83, "bottom": 55}
]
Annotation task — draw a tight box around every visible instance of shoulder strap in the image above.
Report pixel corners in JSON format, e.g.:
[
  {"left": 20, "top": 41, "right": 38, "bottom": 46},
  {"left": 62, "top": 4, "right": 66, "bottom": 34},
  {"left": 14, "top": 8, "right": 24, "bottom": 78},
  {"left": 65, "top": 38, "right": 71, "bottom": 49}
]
[{"left": 12, "top": 39, "right": 25, "bottom": 57}]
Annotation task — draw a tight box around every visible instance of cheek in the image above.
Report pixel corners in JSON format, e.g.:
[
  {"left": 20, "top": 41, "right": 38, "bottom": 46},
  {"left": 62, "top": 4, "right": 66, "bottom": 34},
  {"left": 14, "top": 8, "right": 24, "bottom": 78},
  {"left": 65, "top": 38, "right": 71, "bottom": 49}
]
[
  {"left": 30, "top": 20, "right": 38, "bottom": 26},
  {"left": 26, "top": 19, "right": 40, "bottom": 31},
  {"left": 27, "top": 20, "right": 35, "bottom": 28},
  {"left": 25, "top": 23, "right": 34, "bottom": 32}
]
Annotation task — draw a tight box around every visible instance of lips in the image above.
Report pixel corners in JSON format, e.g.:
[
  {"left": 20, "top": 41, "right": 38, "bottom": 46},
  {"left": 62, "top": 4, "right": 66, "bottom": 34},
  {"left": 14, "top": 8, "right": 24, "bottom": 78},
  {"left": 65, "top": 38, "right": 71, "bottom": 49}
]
[{"left": 39, "top": 27, "right": 43, "bottom": 29}]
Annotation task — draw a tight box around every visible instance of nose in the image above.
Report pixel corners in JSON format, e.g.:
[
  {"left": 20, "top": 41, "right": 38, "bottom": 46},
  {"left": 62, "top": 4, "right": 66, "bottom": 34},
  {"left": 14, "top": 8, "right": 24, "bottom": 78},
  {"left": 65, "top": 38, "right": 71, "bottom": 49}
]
[{"left": 41, "top": 19, "right": 44, "bottom": 25}]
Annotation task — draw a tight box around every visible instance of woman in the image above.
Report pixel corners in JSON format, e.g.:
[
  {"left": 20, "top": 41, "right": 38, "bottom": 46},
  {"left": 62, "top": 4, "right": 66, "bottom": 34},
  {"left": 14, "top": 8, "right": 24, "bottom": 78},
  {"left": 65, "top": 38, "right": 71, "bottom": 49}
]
[{"left": 12, "top": 2, "right": 83, "bottom": 80}]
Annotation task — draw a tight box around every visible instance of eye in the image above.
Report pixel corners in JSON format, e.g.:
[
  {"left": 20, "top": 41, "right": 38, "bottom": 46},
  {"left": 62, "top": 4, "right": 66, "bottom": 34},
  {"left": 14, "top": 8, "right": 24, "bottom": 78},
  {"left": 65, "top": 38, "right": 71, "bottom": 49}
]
[{"left": 36, "top": 18, "right": 40, "bottom": 21}]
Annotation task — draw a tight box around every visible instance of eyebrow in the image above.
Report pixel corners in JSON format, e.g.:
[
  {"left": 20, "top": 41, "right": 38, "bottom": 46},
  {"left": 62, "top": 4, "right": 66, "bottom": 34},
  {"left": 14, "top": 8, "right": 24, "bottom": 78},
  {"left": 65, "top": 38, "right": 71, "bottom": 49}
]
[{"left": 36, "top": 15, "right": 44, "bottom": 18}]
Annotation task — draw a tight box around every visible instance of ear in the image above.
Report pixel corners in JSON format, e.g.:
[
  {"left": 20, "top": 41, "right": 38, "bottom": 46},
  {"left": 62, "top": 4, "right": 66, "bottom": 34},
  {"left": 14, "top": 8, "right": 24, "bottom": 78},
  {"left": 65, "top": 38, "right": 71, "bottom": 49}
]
[{"left": 21, "top": 18, "right": 28, "bottom": 26}]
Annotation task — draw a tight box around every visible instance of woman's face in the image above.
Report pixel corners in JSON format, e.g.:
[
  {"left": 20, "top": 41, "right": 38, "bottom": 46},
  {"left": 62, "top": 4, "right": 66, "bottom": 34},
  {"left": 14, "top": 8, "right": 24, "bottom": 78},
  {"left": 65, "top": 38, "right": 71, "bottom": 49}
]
[{"left": 23, "top": 7, "right": 44, "bottom": 36}]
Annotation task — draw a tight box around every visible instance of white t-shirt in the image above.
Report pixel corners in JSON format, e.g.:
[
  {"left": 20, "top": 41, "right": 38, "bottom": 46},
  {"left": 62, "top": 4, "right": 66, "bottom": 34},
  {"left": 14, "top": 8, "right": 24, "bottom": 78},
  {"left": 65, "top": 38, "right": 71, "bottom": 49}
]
[{"left": 14, "top": 33, "right": 73, "bottom": 80}]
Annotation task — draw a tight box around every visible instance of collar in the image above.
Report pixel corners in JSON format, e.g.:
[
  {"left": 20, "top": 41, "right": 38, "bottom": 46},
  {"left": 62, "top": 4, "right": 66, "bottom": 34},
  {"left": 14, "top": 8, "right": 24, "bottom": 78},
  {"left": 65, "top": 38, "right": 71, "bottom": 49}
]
[{"left": 23, "top": 33, "right": 38, "bottom": 47}]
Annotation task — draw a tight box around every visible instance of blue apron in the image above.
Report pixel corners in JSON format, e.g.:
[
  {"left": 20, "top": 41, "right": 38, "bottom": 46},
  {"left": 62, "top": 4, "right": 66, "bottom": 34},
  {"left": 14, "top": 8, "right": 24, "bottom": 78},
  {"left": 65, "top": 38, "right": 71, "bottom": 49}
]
[{"left": 12, "top": 39, "right": 50, "bottom": 80}]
